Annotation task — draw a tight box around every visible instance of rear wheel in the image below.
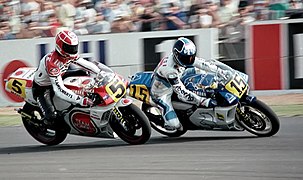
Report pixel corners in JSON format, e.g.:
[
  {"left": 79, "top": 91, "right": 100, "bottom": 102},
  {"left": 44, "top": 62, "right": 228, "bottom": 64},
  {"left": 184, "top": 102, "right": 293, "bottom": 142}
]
[
  {"left": 110, "top": 104, "right": 151, "bottom": 145},
  {"left": 236, "top": 99, "right": 280, "bottom": 137},
  {"left": 142, "top": 103, "right": 187, "bottom": 137},
  {"left": 21, "top": 103, "right": 68, "bottom": 145}
]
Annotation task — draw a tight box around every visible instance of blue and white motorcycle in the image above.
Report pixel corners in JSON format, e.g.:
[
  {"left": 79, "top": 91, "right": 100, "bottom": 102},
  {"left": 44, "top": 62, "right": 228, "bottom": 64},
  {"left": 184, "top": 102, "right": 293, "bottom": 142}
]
[{"left": 128, "top": 62, "right": 280, "bottom": 137}]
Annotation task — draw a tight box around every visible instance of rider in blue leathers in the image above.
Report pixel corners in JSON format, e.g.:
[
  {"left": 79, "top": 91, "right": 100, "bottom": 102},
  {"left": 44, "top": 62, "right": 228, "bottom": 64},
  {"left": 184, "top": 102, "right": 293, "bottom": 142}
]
[{"left": 151, "top": 37, "right": 226, "bottom": 130}]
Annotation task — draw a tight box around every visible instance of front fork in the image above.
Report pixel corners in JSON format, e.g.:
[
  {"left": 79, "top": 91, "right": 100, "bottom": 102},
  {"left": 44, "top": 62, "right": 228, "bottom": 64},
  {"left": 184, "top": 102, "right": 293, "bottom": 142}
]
[
  {"left": 111, "top": 98, "right": 133, "bottom": 129},
  {"left": 236, "top": 94, "right": 257, "bottom": 121}
]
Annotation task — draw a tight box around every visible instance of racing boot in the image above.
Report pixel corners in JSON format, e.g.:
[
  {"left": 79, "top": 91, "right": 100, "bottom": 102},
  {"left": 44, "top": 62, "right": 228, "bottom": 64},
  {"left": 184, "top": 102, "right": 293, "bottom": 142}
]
[
  {"left": 42, "top": 111, "right": 57, "bottom": 126},
  {"left": 164, "top": 116, "right": 183, "bottom": 131},
  {"left": 36, "top": 90, "right": 57, "bottom": 127}
]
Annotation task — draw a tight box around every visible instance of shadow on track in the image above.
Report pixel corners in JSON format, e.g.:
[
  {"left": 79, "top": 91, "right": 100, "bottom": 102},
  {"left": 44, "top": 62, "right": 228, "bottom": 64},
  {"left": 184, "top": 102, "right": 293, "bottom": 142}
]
[
  {"left": 0, "top": 134, "right": 258, "bottom": 155},
  {"left": 148, "top": 135, "right": 258, "bottom": 144},
  {"left": 0, "top": 139, "right": 127, "bottom": 155}
]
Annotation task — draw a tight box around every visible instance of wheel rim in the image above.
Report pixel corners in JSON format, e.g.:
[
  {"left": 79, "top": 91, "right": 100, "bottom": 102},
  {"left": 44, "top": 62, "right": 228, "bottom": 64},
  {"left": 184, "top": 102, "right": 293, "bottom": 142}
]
[
  {"left": 239, "top": 106, "right": 273, "bottom": 135},
  {"left": 116, "top": 110, "right": 145, "bottom": 139}
]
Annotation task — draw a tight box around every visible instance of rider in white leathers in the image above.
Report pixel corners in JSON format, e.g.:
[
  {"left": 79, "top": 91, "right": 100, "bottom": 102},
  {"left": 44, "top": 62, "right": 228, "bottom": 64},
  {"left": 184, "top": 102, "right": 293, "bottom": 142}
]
[
  {"left": 151, "top": 37, "right": 226, "bottom": 130},
  {"left": 32, "top": 30, "right": 108, "bottom": 125}
]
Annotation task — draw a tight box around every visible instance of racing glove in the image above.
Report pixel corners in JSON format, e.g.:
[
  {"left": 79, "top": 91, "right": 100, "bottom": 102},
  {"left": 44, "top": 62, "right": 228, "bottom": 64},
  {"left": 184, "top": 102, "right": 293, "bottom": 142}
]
[
  {"left": 80, "top": 97, "right": 94, "bottom": 107},
  {"left": 200, "top": 97, "right": 217, "bottom": 108}
]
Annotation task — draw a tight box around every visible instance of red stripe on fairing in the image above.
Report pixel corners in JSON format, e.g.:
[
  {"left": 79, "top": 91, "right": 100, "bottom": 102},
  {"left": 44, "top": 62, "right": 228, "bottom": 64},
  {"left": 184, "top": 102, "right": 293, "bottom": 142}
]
[{"left": 252, "top": 24, "right": 282, "bottom": 90}]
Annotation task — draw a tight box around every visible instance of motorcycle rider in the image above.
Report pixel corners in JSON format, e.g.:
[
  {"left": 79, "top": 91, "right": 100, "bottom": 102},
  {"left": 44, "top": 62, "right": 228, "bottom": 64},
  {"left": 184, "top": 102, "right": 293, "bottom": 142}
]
[
  {"left": 151, "top": 37, "right": 227, "bottom": 130},
  {"left": 32, "top": 30, "right": 105, "bottom": 126}
]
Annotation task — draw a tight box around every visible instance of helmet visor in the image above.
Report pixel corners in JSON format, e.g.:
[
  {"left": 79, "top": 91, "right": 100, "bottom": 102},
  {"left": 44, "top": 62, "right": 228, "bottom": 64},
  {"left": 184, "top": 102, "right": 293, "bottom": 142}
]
[
  {"left": 62, "top": 43, "right": 78, "bottom": 55},
  {"left": 177, "top": 54, "right": 196, "bottom": 66}
]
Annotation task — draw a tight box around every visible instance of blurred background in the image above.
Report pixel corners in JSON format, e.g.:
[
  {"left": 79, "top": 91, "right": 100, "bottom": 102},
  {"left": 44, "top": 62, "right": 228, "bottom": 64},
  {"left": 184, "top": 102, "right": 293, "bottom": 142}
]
[{"left": 1, "top": 0, "right": 303, "bottom": 106}]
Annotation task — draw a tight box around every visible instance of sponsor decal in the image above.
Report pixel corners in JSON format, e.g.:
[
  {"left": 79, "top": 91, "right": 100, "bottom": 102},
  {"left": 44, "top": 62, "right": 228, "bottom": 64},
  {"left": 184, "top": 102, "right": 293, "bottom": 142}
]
[
  {"left": 71, "top": 112, "right": 98, "bottom": 135},
  {"left": 72, "top": 89, "right": 85, "bottom": 96},
  {"left": 55, "top": 79, "right": 73, "bottom": 98},
  {"left": 49, "top": 67, "right": 60, "bottom": 76},
  {"left": 112, "top": 107, "right": 124, "bottom": 121},
  {"left": 25, "top": 70, "right": 36, "bottom": 79},
  {"left": 225, "top": 93, "right": 236, "bottom": 104},
  {"left": 175, "top": 85, "right": 195, "bottom": 101},
  {"left": 216, "top": 113, "right": 225, "bottom": 121}
]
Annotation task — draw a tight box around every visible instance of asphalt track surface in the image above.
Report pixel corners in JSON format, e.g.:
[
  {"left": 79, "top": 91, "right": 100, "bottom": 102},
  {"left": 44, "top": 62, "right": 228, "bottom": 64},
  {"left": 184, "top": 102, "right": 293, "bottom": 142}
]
[{"left": 0, "top": 117, "right": 302, "bottom": 180}]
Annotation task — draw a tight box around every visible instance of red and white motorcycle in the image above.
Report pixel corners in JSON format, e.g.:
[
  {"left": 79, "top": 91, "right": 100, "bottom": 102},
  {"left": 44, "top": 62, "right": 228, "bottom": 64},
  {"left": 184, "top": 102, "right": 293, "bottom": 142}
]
[{"left": 4, "top": 67, "right": 151, "bottom": 145}]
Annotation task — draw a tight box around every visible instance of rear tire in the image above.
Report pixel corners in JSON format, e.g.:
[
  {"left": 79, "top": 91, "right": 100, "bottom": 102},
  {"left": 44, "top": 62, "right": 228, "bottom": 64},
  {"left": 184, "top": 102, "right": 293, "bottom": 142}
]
[
  {"left": 110, "top": 104, "right": 151, "bottom": 145},
  {"left": 21, "top": 103, "right": 68, "bottom": 145},
  {"left": 236, "top": 99, "right": 280, "bottom": 137}
]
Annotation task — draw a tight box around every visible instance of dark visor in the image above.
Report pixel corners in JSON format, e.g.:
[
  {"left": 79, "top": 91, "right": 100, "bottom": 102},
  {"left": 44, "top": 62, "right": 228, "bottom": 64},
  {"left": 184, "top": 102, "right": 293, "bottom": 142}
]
[
  {"left": 62, "top": 43, "right": 78, "bottom": 54},
  {"left": 178, "top": 54, "right": 195, "bottom": 66}
]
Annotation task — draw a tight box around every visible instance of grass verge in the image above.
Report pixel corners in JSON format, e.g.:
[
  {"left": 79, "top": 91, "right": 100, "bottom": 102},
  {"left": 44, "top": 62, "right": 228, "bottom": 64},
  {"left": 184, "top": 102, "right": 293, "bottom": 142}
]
[
  {"left": 0, "top": 115, "right": 21, "bottom": 127},
  {"left": 270, "top": 104, "right": 303, "bottom": 117}
]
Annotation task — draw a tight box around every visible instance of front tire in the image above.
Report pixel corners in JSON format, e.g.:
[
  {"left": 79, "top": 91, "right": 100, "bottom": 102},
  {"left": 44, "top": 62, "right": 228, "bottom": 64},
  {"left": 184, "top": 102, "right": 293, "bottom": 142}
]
[
  {"left": 236, "top": 99, "right": 280, "bottom": 137},
  {"left": 21, "top": 103, "right": 68, "bottom": 145},
  {"left": 110, "top": 104, "right": 151, "bottom": 145}
]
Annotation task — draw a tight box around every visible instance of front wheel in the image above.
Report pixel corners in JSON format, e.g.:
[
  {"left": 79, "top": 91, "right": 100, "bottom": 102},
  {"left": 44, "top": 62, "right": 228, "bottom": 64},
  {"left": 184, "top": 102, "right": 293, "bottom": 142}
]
[
  {"left": 109, "top": 104, "right": 151, "bottom": 145},
  {"left": 21, "top": 103, "right": 68, "bottom": 145},
  {"left": 236, "top": 99, "right": 280, "bottom": 137}
]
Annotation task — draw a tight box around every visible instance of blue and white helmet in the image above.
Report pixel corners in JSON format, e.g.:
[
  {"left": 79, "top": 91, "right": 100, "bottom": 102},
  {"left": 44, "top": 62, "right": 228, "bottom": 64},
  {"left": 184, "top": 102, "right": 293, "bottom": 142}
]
[{"left": 172, "top": 37, "right": 196, "bottom": 67}]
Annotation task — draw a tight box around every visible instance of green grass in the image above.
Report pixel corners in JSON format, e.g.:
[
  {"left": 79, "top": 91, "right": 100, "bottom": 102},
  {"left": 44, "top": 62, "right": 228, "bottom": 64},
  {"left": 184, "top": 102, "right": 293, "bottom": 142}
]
[
  {"left": 270, "top": 104, "right": 303, "bottom": 117},
  {"left": 0, "top": 115, "right": 21, "bottom": 127},
  {"left": 0, "top": 105, "right": 301, "bottom": 127}
]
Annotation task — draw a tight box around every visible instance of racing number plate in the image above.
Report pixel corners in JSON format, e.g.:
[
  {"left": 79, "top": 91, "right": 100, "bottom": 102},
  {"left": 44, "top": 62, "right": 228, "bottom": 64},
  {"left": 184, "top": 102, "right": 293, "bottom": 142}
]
[
  {"left": 129, "top": 84, "right": 150, "bottom": 104},
  {"left": 6, "top": 79, "right": 27, "bottom": 98},
  {"left": 105, "top": 76, "right": 126, "bottom": 102},
  {"left": 225, "top": 74, "right": 248, "bottom": 98}
]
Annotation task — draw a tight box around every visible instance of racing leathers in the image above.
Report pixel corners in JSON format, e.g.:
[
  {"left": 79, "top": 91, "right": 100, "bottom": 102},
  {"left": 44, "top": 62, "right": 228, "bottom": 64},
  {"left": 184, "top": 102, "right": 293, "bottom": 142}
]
[
  {"left": 151, "top": 53, "right": 222, "bottom": 129},
  {"left": 32, "top": 50, "right": 101, "bottom": 122}
]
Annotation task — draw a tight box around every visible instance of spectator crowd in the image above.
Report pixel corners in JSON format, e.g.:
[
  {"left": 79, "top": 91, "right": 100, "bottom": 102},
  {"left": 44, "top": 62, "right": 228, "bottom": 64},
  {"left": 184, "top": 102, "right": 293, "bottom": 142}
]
[{"left": 0, "top": 0, "right": 302, "bottom": 40}]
